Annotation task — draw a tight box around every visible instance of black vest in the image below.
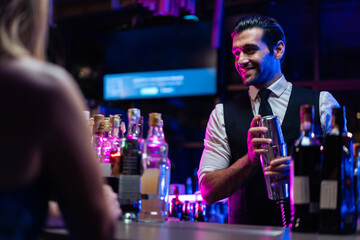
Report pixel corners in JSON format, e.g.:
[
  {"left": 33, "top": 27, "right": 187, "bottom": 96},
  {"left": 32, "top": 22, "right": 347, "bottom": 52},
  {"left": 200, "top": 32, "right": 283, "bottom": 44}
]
[{"left": 223, "top": 85, "right": 321, "bottom": 226}]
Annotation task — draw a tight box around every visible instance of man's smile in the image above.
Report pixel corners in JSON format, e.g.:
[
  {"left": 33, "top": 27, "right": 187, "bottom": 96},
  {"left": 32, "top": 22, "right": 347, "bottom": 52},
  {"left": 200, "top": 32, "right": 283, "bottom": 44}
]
[{"left": 238, "top": 65, "right": 257, "bottom": 75}]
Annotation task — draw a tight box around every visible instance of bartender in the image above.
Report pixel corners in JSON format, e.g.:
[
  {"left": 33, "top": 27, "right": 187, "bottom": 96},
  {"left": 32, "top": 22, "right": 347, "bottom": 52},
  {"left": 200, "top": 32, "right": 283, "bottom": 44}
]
[{"left": 198, "top": 14, "right": 340, "bottom": 226}]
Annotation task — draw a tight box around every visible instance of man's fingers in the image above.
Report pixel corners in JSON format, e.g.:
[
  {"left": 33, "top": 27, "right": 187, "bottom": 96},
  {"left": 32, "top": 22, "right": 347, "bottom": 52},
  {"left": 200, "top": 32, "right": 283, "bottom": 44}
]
[
  {"left": 252, "top": 138, "right": 272, "bottom": 145},
  {"left": 249, "top": 127, "right": 268, "bottom": 135},
  {"left": 254, "top": 149, "right": 269, "bottom": 154},
  {"left": 264, "top": 164, "right": 290, "bottom": 172},
  {"left": 250, "top": 115, "right": 262, "bottom": 128},
  {"left": 270, "top": 157, "right": 290, "bottom": 167},
  {"left": 264, "top": 170, "right": 289, "bottom": 177}
]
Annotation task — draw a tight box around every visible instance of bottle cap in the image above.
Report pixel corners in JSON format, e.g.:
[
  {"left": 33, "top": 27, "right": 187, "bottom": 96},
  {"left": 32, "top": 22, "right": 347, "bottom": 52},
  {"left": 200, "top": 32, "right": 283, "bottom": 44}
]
[
  {"left": 109, "top": 115, "right": 114, "bottom": 127},
  {"left": 300, "top": 104, "right": 314, "bottom": 121},
  {"left": 94, "top": 114, "right": 104, "bottom": 123},
  {"left": 114, "top": 114, "right": 122, "bottom": 121},
  {"left": 332, "top": 106, "right": 345, "bottom": 132},
  {"left": 103, "top": 118, "right": 110, "bottom": 132},
  {"left": 300, "top": 104, "right": 314, "bottom": 131},
  {"left": 98, "top": 120, "right": 105, "bottom": 132},
  {"left": 128, "top": 108, "right": 140, "bottom": 119},
  {"left": 149, "top": 112, "right": 162, "bottom": 126},
  {"left": 94, "top": 114, "right": 104, "bottom": 133},
  {"left": 113, "top": 115, "right": 120, "bottom": 127}
]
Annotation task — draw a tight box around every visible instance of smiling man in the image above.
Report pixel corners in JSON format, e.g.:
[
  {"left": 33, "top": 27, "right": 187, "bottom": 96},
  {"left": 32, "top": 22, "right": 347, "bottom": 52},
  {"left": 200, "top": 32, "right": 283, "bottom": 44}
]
[{"left": 198, "top": 15, "right": 340, "bottom": 226}]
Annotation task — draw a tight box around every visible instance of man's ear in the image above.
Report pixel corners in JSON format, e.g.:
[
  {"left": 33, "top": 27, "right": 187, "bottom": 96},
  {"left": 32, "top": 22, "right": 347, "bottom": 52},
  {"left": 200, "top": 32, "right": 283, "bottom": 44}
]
[{"left": 274, "top": 40, "right": 285, "bottom": 60}]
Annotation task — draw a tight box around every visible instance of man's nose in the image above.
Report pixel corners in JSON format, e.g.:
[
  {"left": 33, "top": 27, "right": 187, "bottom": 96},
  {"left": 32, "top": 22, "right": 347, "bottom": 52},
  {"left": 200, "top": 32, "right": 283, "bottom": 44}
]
[{"left": 237, "top": 52, "right": 249, "bottom": 65}]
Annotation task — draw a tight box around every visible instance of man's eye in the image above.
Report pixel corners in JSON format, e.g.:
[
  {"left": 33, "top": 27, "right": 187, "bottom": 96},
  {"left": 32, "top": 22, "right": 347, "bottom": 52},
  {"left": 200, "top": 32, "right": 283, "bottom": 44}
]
[
  {"left": 244, "top": 48, "right": 256, "bottom": 54},
  {"left": 232, "top": 50, "right": 240, "bottom": 57}
]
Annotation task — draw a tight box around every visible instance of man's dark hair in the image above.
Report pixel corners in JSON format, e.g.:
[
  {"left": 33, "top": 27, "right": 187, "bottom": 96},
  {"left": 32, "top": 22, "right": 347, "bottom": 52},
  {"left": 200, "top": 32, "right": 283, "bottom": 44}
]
[{"left": 232, "top": 15, "right": 286, "bottom": 62}]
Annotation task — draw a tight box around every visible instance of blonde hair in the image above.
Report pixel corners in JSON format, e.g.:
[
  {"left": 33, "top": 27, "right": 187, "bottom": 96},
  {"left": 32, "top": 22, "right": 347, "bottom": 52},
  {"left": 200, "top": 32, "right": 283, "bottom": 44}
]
[{"left": 0, "top": 0, "right": 48, "bottom": 61}]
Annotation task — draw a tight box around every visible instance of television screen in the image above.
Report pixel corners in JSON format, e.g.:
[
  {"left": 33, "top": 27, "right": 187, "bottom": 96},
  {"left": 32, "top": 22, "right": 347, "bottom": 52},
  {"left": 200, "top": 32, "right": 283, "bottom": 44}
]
[
  {"left": 104, "top": 68, "right": 216, "bottom": 100},
  {"left": 104, "top": 22, "right": 217, "bottom": 100}
]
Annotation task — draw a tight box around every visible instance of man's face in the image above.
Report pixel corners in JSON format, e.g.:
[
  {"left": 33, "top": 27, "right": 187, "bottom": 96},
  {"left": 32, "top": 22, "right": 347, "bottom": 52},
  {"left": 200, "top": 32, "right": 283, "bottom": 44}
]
[{"left": 232, "top": 28, "right": 278, "bottom": 87}]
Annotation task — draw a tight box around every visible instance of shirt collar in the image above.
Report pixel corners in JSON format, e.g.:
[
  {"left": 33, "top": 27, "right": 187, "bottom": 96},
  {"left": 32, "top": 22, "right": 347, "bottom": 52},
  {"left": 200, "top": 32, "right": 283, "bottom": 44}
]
[{"left": 248, "top": 75, "right": 288, "bottom": 101}]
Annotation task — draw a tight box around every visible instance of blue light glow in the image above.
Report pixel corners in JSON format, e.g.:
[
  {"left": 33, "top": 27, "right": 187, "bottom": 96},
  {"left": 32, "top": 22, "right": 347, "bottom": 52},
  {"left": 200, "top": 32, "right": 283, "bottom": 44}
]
[{"left": 104, "top": 68, "right": 217, "bottom": 100}]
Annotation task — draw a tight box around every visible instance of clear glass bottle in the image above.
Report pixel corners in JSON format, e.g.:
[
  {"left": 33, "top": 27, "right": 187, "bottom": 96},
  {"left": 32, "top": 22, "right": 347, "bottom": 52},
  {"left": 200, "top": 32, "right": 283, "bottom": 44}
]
[
  {"left": 98, "top": 118, "right": 112, "bottom": 177},
  {"left": 290, "top": 104, "right": 322, "bottom": 232},
  {"left": 93, "top": 114, "right": 104, "bottom": 162},
  {"left": 138, "top": 116, "right": 144, "bottom": 139},
  {"left": 110, "top": 114, "right": 122, "bottom": 176},
  {"left": 101, "top": 117, "right": 111, "bottom": 163},
  {"left": 319, "top": 106, "right": 356, "bottom": 234},
  {"left": 119, "top": 108, "right": 143, "bottom": 222},
  {"left": 139, "top": 113, "right": 170, "bottom": 222}
]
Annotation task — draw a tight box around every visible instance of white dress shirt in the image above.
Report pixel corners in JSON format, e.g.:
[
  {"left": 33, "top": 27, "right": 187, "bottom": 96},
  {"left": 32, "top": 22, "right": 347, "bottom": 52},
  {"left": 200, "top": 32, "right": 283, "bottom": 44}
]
[{"left": 198, "top": 75, "right": 340, "bottom": 183}]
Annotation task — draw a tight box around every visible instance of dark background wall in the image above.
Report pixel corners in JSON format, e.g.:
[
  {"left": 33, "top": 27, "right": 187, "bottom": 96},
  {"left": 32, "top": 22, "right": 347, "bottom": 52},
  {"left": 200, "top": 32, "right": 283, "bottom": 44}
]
[{"left": 49, "top": 0, "right": 360, "bottom": 186}]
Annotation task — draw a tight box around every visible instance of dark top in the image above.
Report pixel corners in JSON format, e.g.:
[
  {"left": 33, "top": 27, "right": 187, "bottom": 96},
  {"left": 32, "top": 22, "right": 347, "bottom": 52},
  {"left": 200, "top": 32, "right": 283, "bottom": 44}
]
[
  {"left": 223, "top": 85, "right": 321, "bottom": 226},
  {"left": 0, "top": 178, "right": 48, "bottom": 240}
]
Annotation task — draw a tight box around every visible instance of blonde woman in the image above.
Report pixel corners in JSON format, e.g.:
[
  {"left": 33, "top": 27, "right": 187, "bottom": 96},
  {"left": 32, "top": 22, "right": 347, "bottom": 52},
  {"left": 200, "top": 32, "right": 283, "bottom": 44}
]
[{"left": 0, "top": 0, "right": 120, "bottom": 239}]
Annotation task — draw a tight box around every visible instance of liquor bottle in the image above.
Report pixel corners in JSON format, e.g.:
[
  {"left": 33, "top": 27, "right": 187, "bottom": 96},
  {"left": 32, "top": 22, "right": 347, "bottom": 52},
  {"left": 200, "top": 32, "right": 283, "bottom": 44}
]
[
  {"left": 181, "top": 200, "right": 194, "bottom": 221},
  {"left": 109, "top": 114, "right": 114, "bottom": 138},
  {"left": 195, "top": 201, "right": 206, "bottom": 222},
  {"left": 99, "top": 118, "right": 112, "bottom": 176},
  {"left": 139, "top": 113, "right": 170, "bottom": 222},
  {"left": 119, "top": 108, "right": 143, "bottom": 222},
  {"left": 169, "top": 185, "right": 183, "bottom": 219},
  {"left": 110, "top": 114, "right": 122, "bottom": 176},
  {"left": 93, "top": 114, "right": 105, "bottom": 162},
  {"left": 101, "top": 117, "right": 111, "bottom": 163},
  {"left": 319, "top": 106, "right": 356, "bottom": 234},
  {"left": 138, "top": 116, "right": 144, "bottom": 139},
  {"left": 106, "top": 114, "right": 122, "bottom": 193},
  {"left": 290, "top": 105, "right": 322, "bottom": 232}
]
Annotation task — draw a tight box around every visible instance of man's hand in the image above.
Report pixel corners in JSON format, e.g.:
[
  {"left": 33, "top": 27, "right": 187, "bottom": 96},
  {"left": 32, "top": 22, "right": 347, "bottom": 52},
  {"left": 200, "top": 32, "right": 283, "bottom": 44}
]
[
  {"left": 263, "top": 156, "right": 290, "bottom": 185},
  {"left": 247, "top": 115, "right": 272, "bottom": 164},
  {"left": 263, "top": 156, "right": 290, "bottom": 177}
]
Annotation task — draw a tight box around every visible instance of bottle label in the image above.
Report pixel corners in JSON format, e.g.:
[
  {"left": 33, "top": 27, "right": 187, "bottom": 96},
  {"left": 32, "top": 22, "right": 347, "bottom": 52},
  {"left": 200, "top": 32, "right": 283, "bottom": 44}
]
[
  {"left": 122, "top": 155, "right": 140, "bottom": 174},
  {"left": 141, "top": 168, "right": 160, "bottom": 194},
  {"left": 119, "top": 175, "right": 141, "bottom": 203},
  {"left": 294, "top": 176, "right": 310, "bottom": 204},
  {"left": 320, "top": 180, "right": 337, "bottom": 209}
]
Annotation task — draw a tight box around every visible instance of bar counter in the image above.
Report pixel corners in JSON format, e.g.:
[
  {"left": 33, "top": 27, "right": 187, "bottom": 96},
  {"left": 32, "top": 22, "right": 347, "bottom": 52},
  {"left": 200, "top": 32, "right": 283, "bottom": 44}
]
[{"left": 42, "top": 219, "right": 360, "bottom": 240}]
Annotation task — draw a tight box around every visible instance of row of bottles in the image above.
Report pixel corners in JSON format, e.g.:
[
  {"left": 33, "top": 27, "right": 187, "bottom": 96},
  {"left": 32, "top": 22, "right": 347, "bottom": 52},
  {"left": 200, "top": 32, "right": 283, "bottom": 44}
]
[
  {"left": 87, "top": 108, "right": 170, "bottom": 223},
  {"left": 169, "top": 186, "right": 207, "bottom": 222},
  {"left": 290, "top": 105, "right": 357, "bottom": 234}
]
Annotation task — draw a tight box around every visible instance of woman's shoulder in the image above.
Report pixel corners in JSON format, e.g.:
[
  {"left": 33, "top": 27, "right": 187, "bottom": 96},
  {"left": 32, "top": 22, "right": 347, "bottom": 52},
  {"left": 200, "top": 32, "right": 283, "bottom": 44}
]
[
  {"left": 3, "top": 57, "right": 71, "bottom": 88},
  {"left": 0, "top": 57, "right": 81, "bottom": 102}
]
